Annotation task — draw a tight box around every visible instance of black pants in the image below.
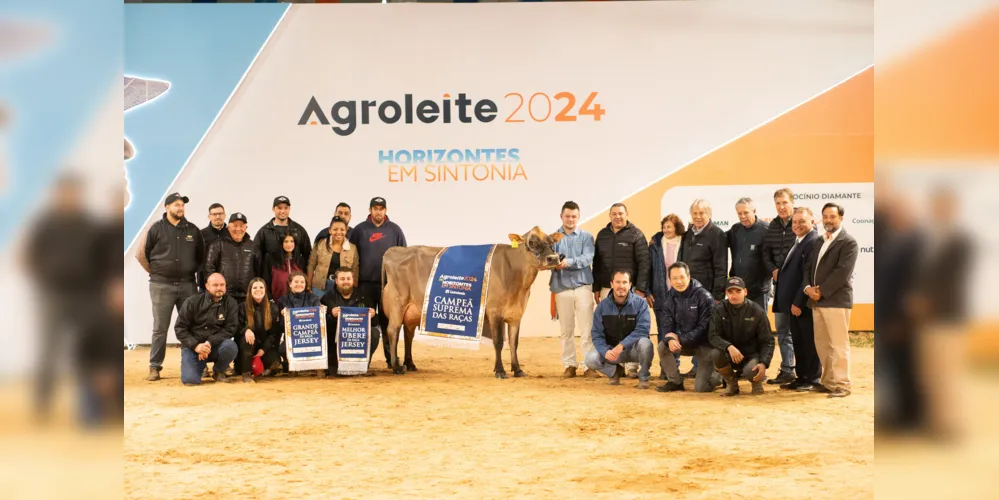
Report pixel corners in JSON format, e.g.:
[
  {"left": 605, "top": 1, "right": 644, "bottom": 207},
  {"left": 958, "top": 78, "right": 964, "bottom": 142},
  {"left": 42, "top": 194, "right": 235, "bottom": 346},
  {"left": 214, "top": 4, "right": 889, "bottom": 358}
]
[
  {"left": 328, "top": 327, "right": 381, "bottom": 373},
  {"left": 790, "top": 307, "right": 821, "bottom": 383},
  {"left": 236, "top": 336, "right": 282, "bottom": 375},
  {"left": 358, "top": 281, "right": 391, "bottom": 363}
]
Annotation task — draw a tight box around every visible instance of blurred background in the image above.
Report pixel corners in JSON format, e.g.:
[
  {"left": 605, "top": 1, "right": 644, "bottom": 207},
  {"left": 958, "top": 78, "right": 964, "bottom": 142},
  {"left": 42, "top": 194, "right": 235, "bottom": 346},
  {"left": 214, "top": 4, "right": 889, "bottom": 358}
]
[{"left": 0, "top": 0, "right": 997, "bottom": 498}]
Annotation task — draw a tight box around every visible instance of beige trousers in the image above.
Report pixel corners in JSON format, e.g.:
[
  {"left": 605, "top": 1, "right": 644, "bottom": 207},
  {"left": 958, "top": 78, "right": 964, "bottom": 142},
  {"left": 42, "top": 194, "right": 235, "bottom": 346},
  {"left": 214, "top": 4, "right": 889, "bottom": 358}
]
[{"left": 813, "top": 307, "right": 852, "bottom": 391}]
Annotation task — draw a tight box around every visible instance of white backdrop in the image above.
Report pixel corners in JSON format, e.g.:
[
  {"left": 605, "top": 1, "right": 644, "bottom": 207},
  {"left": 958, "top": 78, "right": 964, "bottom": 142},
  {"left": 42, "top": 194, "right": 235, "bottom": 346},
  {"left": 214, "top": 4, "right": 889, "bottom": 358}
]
[{"left": 124, "top": 2, "right": 873, "bottom": 344}]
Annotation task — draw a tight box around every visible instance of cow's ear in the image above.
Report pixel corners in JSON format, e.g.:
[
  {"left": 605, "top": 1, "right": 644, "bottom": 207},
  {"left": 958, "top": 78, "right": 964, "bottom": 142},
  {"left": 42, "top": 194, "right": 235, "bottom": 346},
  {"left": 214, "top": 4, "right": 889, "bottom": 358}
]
[
  {"left": 508, "top": 234, "right": 524, "bottom": 247},
  {"left": 549, "top": 232, "right": 564, "bottom": 243}
]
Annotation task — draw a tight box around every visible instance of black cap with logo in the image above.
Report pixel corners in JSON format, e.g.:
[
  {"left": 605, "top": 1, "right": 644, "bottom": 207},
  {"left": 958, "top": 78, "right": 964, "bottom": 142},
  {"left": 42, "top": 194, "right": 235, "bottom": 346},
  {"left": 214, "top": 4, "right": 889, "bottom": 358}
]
[
  {"left": 229, "top": 212, "right": 247, "bottom": 224},
  {"left": 273, "top": 196, "right": 291, "bottom": 207},
  {"left": 370, "top": 197, "right": 386, "bottom": 208},
  {"left": 164, "top": 192, "right": 189, "bottom": 206},
  {"left": 725, "top": 277, "right": 746, "bottom": 290}
]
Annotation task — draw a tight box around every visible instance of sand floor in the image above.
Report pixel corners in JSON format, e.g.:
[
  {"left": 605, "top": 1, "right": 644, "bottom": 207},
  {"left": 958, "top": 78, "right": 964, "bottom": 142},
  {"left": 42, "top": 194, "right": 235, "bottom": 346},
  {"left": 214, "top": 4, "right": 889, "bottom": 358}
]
[{"left": 124, "top": 338, "right": 873, "bottom": 499}]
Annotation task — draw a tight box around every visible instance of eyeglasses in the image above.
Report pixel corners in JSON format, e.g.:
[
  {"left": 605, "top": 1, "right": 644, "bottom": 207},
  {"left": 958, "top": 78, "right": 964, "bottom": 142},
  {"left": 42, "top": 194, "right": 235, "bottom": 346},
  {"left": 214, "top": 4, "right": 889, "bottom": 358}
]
[{"left": 209, "top": 212, "right": 225, "bottom": 217}]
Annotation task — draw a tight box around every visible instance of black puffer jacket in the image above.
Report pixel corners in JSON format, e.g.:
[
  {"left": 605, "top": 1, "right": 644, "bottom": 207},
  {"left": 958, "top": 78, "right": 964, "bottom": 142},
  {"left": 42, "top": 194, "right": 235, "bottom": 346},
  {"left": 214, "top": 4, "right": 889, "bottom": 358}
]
[
  {"left": 174, "top": 292, "right": 240, "bottom": 349},
  {"left": 204, "top": 231, "right": 258, "bottom": 298},
  {"left": 762, "top": 216, "right": 795, "bottom": 275},
  {"left": 143, "top": 213, "right": 205, "bottom": 283},
  {"left": 656, "top": 278, "right": 715, "bottom": 347},
  {"left": 678, "top": 222, "right": 728, "bottom": 300},
  {"left": 707, "top": 299, "right": 775, "bottom": 368},
  {"left": 592, "top": 222, "right": 650, "bottom": 294}
]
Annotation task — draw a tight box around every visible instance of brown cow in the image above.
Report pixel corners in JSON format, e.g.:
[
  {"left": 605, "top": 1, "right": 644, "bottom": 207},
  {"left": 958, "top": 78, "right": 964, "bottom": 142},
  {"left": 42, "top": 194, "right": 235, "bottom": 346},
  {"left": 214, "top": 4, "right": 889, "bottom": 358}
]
[{"left": 381, "top": 227, "right": 563, "bottom": 378}]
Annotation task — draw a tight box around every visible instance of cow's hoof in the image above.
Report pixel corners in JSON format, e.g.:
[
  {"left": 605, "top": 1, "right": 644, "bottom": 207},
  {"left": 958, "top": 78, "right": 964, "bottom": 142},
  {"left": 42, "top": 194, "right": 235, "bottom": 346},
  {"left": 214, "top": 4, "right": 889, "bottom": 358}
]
[
  {"left": 513, "top": 370, "right": 528, "bottom": 378},
  {"left": 393, "top": 366, "right": 406, "bottom": 375},
  {"left": 405, "top": 363, "right": 418, "bottom": 372},
  {"left": 495, "top": 372, "right": 508, "bottom": 379}
]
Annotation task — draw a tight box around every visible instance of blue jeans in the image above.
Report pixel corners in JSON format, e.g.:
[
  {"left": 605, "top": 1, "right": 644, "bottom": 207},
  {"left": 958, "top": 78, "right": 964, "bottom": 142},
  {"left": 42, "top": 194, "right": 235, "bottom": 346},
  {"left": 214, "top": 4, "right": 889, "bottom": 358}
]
[
  {"left": 180, "top": 339, "right": 238, "bottom": 385},
  {"left": 312, "top": 287, "right": 327, "bottom": 298},
  {"left": 773, "top": 312, "right": 794, "bottom": 374},
  {"left": 584, "top": 338, "right": 654, "bottom": 382}
]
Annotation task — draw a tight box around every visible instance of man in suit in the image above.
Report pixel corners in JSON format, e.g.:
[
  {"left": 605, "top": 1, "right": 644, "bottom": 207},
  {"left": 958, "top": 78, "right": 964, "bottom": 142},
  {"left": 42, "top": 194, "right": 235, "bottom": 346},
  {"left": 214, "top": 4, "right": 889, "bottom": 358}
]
[
  {"left": 772, "top": 207, "right": 823, "bottom": 390},
  {"left": 803, "top": 202, "right": 859, "bottom": 398}
]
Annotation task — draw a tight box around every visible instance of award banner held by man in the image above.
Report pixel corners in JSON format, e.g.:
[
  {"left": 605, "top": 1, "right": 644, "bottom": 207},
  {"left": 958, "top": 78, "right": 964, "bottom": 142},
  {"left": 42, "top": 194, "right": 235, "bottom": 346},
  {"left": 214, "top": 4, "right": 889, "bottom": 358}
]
[
  {"left": 284, "top": 306, "right": 328, "bottom": 372},
  {"left": 336, "top": 307, "right": 373, "bottom": 375}
]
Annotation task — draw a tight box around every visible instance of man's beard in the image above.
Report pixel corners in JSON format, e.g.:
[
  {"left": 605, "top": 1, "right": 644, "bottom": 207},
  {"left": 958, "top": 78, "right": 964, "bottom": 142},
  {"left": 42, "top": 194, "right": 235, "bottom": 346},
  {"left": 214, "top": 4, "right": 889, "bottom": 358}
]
[{"left": 337, "top": 285, "right": 353, "bottom": 296}]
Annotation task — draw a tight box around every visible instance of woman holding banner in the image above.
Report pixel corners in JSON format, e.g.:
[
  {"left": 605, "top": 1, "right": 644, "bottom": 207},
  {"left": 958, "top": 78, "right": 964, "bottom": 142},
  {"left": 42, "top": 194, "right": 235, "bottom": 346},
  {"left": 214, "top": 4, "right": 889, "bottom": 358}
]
[
  {"left": 238, "top": 278, "right": 284, "bottom": 382},
  {"left": 269, "top": 234, "right": 308, "bottom": 300},
  {"left": 277, "top": 272, "right": 323, "bottom": 377},
  {"left": 307, "top": 217, "right": 358, "bottom": 298}
]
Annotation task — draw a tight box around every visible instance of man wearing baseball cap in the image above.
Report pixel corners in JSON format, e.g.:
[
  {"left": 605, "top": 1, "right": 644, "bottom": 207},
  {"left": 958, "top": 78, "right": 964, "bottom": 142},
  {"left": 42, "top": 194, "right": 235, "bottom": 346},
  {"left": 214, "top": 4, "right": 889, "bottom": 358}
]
[
  {"left": 135, "top": 192, "right": 205, "bottom": 381},
  {"left": 204, "top": 212, "right": 257, "bottom": 304},
  {"left": 349, "top": 196, "right": 407, "bottom": 365},
  {"left": 708, "top": 277, "right": 775, "bottom": 396},
  {"left": 253, "top": 195, "right": 312, "bottom": 288}
]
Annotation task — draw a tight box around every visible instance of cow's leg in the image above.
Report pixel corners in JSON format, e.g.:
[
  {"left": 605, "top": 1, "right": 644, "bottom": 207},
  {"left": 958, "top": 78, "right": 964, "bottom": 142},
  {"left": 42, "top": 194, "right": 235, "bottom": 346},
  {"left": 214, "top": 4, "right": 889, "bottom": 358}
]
[
  {"left": 403, "top": 324, "right": 417, "bottom": 372},
  {"left": 507, "top": 320, "right": 527, "bottom": 378},
  {"left": 490, "top": 316, "right": 507, "bottom": 379},
  {"left": 381, "top": 289, "right": 406, "bottom": 376}
]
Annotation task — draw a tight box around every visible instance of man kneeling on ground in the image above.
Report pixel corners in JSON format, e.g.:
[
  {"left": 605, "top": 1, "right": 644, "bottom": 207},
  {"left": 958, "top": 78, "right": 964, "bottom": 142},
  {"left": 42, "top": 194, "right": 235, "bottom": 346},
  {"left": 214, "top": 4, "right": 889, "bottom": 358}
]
[
  {"left": 655, "top": 262, "right": 722, "bottom": 393},
  {"left": 175, "top": 273, "right": 239, "bottom": 385},
  {"left": 585, "top": 271, "right": 654, "bottom": 388},
  {"left": 709, "top": 277, "right": 775, "bottom": 397},
  {"left": 320, "top": 267, "right": 379, "bottom": 377}
]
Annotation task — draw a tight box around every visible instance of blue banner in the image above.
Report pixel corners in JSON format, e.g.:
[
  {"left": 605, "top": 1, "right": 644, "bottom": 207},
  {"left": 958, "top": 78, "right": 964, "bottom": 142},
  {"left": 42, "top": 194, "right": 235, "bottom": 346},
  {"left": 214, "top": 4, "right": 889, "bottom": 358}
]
[
  {"left": 418, "top": 244, "right": 497, "bottom": 349},
  {"left": 284, "top": 306, "right": 328, "bottom": 371},
  {"left": 336, "top": 307, "right": 371, "bottom": 375}
]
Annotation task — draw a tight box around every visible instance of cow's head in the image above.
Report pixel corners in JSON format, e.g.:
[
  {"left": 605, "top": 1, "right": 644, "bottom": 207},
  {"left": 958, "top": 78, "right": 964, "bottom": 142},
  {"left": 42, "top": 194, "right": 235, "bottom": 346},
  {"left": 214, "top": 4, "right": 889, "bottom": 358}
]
[{"left": 509, "top": 226, "right": 564, "bottom": 269}]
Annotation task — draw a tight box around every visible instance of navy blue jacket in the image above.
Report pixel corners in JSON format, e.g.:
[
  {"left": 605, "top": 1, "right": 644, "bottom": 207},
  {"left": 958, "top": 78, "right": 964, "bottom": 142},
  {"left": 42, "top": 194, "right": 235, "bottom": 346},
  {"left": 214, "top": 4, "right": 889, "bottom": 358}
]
[
  {"left": 727, "top": 218, "right": 771, "bottom": 295},
  {"left": 772, "top": 229, "right": 821, "bottom": 313},
  {"left": 656, "top": 278, "right": 715, "bottom": 347},
  {"left": 590, "top": 291, "right": 651, "bottom": 356}
]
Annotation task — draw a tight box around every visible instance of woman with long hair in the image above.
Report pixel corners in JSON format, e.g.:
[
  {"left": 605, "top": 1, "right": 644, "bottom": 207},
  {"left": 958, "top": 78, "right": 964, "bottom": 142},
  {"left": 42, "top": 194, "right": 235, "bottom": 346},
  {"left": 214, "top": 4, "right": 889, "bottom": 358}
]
[
  {"left": 306, "top": 216, "right": 359, "bottom": 297},
  {"left": 239, "top": 278, "right": 283, "bottom": 382},
  {"left": 270, "top": 234, "right": 308, "bottom": 300}
]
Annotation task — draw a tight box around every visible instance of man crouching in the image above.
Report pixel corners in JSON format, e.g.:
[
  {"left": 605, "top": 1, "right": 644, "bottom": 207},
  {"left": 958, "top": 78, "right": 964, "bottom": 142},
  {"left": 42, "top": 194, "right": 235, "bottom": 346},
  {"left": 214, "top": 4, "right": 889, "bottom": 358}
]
[
  {"left": 175, "top": 273, "right": 239, "bottom": 385},
  {"left": 709, "top": 277, "right": 775, "bottom": 396},
  {"left": 584, "top": 270, "right": 654, "bottom": 389}
]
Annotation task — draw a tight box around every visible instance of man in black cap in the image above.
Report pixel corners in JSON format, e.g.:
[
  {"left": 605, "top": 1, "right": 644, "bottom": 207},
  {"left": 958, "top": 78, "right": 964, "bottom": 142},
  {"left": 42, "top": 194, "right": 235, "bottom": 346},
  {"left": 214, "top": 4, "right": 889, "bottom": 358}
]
[
  {"left": 253, "top": 195, "right": 311, "bottom": 288},
  {"left": 204, "top": 212, "right": 257, "bottom": 303},
  {"left": 349, "top": 196, "right": 407, "bottom": 365},
  {"left": 135, "top": 192, "right": 205, "bottom": 381},
  {"left": 708, "top": 277, "right": 775, "bottom": 397}
]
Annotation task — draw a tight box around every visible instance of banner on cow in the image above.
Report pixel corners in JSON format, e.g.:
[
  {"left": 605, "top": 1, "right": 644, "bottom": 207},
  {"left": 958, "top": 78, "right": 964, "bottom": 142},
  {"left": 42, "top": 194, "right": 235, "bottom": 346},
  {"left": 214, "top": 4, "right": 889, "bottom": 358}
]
[
  {"left": 336, "top": 307, "right": 372, "bottom": 376},
  {"left": 283, "top": 306, "right": 328, "bottom": 371},
  {"left": 418, "top": 244, "right": 497, "bottom": 350}
]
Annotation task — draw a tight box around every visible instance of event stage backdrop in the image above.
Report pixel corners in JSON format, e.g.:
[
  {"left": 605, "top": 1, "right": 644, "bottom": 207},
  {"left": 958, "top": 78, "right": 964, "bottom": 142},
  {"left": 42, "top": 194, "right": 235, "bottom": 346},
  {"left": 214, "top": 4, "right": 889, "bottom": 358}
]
[{"left": 123, "top": 1, "right": 874, "bottom": 345}]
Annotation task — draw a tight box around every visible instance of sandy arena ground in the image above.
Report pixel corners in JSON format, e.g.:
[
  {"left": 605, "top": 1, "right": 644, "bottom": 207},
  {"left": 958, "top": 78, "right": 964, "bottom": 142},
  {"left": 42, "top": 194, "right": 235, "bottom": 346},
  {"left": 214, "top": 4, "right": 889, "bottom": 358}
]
[{"left": 124, "top": 338, "right": 873, "bottom": 499}]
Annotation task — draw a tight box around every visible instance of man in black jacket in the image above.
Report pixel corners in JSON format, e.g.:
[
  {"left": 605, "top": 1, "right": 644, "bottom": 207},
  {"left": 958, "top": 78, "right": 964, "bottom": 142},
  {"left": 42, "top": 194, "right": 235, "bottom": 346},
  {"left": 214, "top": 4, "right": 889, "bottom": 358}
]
[
  {"left": 655, "top": 262, "right": 723, "bottom": 393},
  {"left": 349, "top": 197, "right": 407, "bottom": 365},
  {"left": 679, "top": 199, "right": 727, "bottom": 301},
  {"left": 135, "top": 192, "right": 205, "bottom": 382},
  {"left": 762, "top": 188, "right": 797, "bottom": 387},
  {"left": 204, "top": 212, "right": 257, "bottom": 303},
  {"left": 314, "top": 202, "right": 353, "bottom": 245},
  {"left": 175, "top": 273, "right": 240, "bottom": 386},
  {"left": 592, "top": 203, "right": 650, "bottom": 378},
  {"left": 727, "top": 197, "right": 771, "bottom": 309},
  {"left": 198, "top": 203, "right": 226, "bottom": 291},
  {"left": 709, "top": 277, "right": 775, "bottom": 397},
  {"left": 772, "top": 207, "right": 822, "bottom": 390},
  {"left": 321, "top": 267, "right": 379, "bottom": 376},
  {"left": 254, "top": 195, "right": 312, "bottom": 287}
]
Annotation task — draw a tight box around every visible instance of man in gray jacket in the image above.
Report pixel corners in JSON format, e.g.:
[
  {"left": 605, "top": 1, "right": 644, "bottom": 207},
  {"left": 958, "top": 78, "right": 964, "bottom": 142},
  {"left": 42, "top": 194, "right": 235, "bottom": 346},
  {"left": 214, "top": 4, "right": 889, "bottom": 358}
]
[{"left": 803, "top": 202, "right": 859, "bottom": 398}]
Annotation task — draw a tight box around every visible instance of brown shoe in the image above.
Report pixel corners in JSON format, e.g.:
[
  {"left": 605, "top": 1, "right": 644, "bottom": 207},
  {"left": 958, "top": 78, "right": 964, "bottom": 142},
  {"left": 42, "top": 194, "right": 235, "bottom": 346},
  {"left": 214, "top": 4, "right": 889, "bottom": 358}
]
[
  {"left": 212, "top": 370, "right": 235, "bottom": 384},
  {"left": 241, "top": 373, "right": 255, "bottom": 384},
  {"left": 582, "top": 369, "right": 601, "bottom": 378},
  {"left": 827, "top": 389, "right": 851, "bottom": 398},
  {"left": 145, "top": 368, "right": 161, "bottom": 382},
  {"left": 562, "top": 367, "right": 577, "bottom": 378},
  {"left": 609, "top": 365, "right": 625, "bottom": 385},
  {"left": 636, "top": 380, "right": 650, "bottom": 390}
]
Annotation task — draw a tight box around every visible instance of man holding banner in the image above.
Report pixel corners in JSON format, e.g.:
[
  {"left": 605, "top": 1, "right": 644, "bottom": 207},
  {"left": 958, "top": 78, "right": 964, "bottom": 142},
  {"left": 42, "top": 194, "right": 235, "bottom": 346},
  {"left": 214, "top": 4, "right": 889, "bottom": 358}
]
[
  {"left": 321, "top": 267, "right": 378, "bottom": 376},
  {"left": 584, "top": 270, "right": 654, "bottom": 388}
]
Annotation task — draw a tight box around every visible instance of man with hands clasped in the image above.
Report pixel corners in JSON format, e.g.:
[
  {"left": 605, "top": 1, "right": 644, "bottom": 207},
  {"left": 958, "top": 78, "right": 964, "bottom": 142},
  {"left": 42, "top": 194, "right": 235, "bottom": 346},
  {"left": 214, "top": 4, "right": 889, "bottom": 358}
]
[{"left": 709, "top": 277, "right": 775, "bottom": 397}]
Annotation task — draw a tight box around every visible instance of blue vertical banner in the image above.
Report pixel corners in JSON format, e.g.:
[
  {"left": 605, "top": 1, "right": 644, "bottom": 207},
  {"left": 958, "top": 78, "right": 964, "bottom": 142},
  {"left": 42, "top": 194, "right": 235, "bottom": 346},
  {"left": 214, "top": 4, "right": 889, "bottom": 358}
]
[
  {"left": 284, "top": 306, "right": 328, "bottom": 371},
  {"left": 418, "top": 244, "right": 497, "bottom": 350},
  {"left": 336, "top": 307, "right": 371, "bottom": 375}
]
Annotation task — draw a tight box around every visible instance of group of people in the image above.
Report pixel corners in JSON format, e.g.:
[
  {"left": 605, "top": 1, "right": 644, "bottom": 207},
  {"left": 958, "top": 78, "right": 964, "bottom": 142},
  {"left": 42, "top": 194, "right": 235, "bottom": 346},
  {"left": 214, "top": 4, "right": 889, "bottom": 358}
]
[
  {"left": 135, "top": 194, "right": 406, "bottom": 385},
  {"left": 135, "top": 187, "right": 859, "bottom": 398},
  {"left": 550, "top": 189, "right": 859, "bottom": 398}
]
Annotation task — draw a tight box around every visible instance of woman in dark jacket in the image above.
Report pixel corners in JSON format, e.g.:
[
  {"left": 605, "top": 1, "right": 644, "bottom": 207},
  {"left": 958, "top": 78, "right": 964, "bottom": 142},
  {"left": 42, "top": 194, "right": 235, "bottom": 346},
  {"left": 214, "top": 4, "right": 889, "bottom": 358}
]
[
  {"left": 238, "top": 278, "right": 283, "bottom": 382},
  {"left": 648, "top": 214, "right": 686, "bottom": 312},
  {"left": 276, "top": 271, "right": 323, "bottom": 376}
]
